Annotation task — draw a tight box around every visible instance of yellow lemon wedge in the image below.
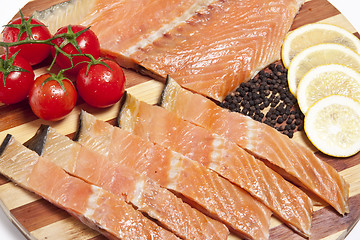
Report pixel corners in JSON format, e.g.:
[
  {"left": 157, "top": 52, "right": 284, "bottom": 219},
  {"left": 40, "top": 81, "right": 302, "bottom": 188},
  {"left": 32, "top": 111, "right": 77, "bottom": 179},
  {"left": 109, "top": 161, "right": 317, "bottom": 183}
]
[
  {"left": 281, "top": 23, "right": 360, "bottom": 68},
  {"left": 287, "top": 43, "right": 360, "bottom": 97},
  {"left": 297, "top": 64, "right": 360, "bottom": 114},
  {"left": 304, "top": 95, "right": 360, "bottom": 157}
]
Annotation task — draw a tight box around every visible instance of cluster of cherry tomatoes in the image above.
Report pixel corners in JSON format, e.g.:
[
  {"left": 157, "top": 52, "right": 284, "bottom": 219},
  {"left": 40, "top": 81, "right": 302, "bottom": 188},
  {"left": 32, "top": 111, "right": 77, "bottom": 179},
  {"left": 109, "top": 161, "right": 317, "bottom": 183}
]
[{"left": 0, "top": 15, "right": 126, "bottom": 121}]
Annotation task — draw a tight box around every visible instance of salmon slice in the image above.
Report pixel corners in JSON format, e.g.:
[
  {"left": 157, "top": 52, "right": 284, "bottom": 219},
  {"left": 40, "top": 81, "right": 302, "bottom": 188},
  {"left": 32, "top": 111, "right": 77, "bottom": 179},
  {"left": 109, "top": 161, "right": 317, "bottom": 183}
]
[
  {"left": 0, "top": 135, "right": 179, "bottom": 240},
  {"left": 128, "top": 0, "right": 304, "bottom": 100},
  {"left": 24, "top": 125, "right": 229, "bottom": 240},
  {"left": 34, "top": 0, "right": 304, "bottom": 100},
  {"left": 33, "top": 0, "right": 215, "bottom": 68},
  {"left": 160, "top": 77, "right": 350, "bottom": 215},
  {"left": 118, "top": 92, "right": 313, "bottom": 237},
  {"left": 76, "top": 111, "right": 272, "bottom": 240}
]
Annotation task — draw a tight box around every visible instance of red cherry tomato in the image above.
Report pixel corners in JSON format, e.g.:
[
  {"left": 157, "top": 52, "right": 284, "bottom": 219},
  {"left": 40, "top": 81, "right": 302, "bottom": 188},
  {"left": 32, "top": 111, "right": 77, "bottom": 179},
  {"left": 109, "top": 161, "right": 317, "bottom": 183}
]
[
  {"left": 0, "top": 54, "right": 35, "bottom": 105},
  {"left": 2, "top": 17, "right": 52, "bottom": 66},
  {"left": 51, "top": 25, "right": 100, "bottom": 74},
  {"left": 28, "top": 74, "right": 77, "bottom": 121},
  {"left": 77, "top": 60, "right": 125, "bottom": 108}
]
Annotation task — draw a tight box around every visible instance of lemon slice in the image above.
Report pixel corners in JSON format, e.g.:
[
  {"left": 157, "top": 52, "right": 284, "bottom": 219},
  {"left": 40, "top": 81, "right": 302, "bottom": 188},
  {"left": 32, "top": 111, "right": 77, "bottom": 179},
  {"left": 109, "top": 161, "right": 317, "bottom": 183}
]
[
  {"left": 304, "top": 95, "right": 360, "bottom": 157},
  {"left": 282, "top": 23, "right": 360, "bottom": 68},
  {"left": 287, "top": 43, "right": 360, "bottom": 97},
  {"left": 297, "top": 64, "right": 360, "bottom": 114}
]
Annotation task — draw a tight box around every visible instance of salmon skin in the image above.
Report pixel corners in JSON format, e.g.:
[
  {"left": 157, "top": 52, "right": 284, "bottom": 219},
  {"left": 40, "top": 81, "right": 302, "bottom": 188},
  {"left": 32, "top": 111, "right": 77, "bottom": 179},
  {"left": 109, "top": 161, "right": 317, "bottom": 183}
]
[
  {"left": 24, "top": 125, "right": 229, "bottom": 240},
  {"left": 118, "top": 92, "right": 313, "bottom": 237},
  {"left": 75, "top": 110, "right": 272, "bottom": 240},
  {"left": 160, "top": 77, "right": 350, "bottom": 215},
  {"left": 0, "top": 135, "right": 179, "bottom": 240},
  {"left": 34, "top": 0, "right": 305, "bottom": 101}
]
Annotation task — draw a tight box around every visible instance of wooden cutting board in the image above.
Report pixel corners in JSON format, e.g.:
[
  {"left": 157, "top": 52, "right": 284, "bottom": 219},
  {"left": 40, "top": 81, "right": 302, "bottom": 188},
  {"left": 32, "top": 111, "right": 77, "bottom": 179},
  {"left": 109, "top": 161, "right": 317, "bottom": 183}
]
[{"left": 0, "top": 0, "right": 360, "bottom": 239}]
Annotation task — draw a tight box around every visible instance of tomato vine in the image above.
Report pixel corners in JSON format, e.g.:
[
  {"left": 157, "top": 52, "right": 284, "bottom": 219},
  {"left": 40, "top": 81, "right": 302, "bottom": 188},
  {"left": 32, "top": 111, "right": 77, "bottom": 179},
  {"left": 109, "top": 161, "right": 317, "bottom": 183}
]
[
  {"left": 0, "top": 11, "right": 100, "bottom": 87},
  {"left": 1, "top": 11, "right": 125, "bottom": 121}
]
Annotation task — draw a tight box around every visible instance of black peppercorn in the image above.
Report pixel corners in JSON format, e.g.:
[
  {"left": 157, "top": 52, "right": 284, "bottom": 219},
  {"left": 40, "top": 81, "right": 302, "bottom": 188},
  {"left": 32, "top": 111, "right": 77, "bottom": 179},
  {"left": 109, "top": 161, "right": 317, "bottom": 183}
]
[{"left": 219, "top": 61, "right": 303, "bottom": 138}]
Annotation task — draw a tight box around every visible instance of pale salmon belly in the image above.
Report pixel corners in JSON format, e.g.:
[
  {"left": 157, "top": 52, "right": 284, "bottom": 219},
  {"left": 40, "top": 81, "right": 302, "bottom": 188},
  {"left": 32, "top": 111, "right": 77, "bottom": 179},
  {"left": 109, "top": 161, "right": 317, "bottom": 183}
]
[
  {"left": 160, "top": 78, "right": 350, "bottom": 215},
  {"left": 25, "top": 125, "right": 229, "bottom": 240},
  {"left": 78, "top": 0, "right": 209, "bottom": 67},
  {"left": 0, "top": 135, "right": 178, "bottom": 240},
  {"left": 118, "top": 93, "right": 313, "bottom": 237},
  {"left": 35, "top": 0, "right": 304, "bottom": 101},
  {"left": 34, "top": 0, "right": 216, "bottom": 67},
  {"left": 76, "top": 111, "right": 272, "bottom": 240}
]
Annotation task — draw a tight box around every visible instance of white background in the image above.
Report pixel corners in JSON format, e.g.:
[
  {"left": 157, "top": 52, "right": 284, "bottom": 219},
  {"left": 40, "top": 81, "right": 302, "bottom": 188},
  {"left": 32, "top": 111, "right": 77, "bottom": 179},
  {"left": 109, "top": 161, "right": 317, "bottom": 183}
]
[{"left": 0, "top": 0, "right": 360, "bottom": 239}]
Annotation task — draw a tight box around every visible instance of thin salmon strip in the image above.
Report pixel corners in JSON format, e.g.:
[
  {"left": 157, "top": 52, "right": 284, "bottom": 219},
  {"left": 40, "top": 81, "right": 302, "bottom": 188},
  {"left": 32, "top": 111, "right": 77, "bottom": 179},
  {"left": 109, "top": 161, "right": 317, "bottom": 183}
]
[
  {"left": 0, "top": 135, "right": 179, "bottom": 240},
  {"left": 160, "top": 77, "right": 350, "bottom": 215},
  {"left": 118, "top": 92, "right": 313, "bottom": 237},
  {"left": 76, "top": 111, "right": 272, "bottom": 240},
  {"left": 35, "top": 0, "right": 304, "bottom": 100},
  {"left": 24, "top": 125, "right": 229, "bottom": 240}
]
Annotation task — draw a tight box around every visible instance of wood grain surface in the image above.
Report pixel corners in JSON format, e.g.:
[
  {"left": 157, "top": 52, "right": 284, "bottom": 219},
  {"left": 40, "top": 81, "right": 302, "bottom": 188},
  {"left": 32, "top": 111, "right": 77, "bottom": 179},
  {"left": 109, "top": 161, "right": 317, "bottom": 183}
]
[{"left": 0, "top": 0, "right": 360, "bottom": 239}]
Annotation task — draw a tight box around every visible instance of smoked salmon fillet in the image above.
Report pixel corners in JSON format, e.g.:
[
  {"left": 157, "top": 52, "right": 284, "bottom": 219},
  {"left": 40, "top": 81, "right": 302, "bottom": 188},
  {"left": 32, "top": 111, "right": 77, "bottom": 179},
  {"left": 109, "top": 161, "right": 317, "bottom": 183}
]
[
  {"left": 34, "top": 0, "right": 305, "bottom": 101},
  {"left": 76, "top": 111, "right": 272, "bottom": 240},
  {"left": 160, "top": 77, "right": 350, "bottom": 215},
  {"left": 118, "top": 92, "right": 313, "bottom": 237},
  {"left": 0, "top": 135, "right": 179, "bottom": 240},
  {"left": 24, "top": 125, "right": 229, "bottom": 240}
]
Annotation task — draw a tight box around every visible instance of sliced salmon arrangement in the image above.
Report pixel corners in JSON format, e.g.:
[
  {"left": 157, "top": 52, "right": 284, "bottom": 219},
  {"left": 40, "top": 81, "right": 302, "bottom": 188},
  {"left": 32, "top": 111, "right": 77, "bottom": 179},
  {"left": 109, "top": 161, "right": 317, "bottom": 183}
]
[
  {"left": 75, "top": 110, "right": 273, "bottom": 240},
  {"left": 23, "top": 125, "right": 229, "bottom": 240},
  {"left": 118, "top": 92, "right": 313, "bottom": 237},
  {"left": 1, "top": 0, "right": 359, "bottom": 239},
  {"left": 0, "top": 135, "right": 179, "bottom": 240},
  {"left": 160, "top": 77, "right": 350, "bottom": 215},
  {"left": 34, "top": 0, "right": 305, "bottom": 101}
]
